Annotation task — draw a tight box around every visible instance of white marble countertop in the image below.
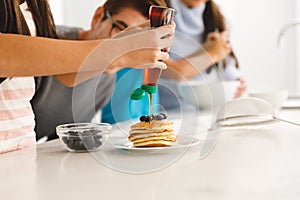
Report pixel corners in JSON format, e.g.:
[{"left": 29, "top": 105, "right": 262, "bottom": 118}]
[{"left": 1, "top": 106, "right": 300, "bottom": 200}]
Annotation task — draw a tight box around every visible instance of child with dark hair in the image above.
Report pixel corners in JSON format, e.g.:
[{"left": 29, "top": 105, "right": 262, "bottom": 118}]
[
  {"left": 53, "top": 0, "right": 171, "bottom": 127},
  {"left": 0, "top": 0, "right": 174, "bottom": 152},
  {"left": 160, "top": 0, "right": 247, "bottom": 109}
]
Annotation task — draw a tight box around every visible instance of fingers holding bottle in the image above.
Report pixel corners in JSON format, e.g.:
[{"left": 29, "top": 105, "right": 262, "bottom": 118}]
[
  {"left": 80, "top": 22, "right": 174, "bottom": 74},
  {"left": 113, "top": 21, "right": 175, "bottom": 48},
  {"left": 105, "top": 48, "right": 169, "bottom": 74},
  {"left": 119, "top": 24, "right": 175, "bottom": 50},
  {"left": 105, "top": 23, "right": 174, "bottom": 73}
]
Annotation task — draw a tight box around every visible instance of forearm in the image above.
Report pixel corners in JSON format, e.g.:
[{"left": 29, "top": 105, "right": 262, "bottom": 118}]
[
  {"left": 163, "top": 59, "right": 199, "bottom": 80},
  {"left": 163, "top": 49, "right": 214, "bottom": 81},
  {"left": 55, "top": 26, "right": 98, "bottom": 86},
  {"left": 54, "top": 71, "right": 104, "bottom": 87},
  {"left": 0, "top": 34, "right": 101, "bottom": 77}
]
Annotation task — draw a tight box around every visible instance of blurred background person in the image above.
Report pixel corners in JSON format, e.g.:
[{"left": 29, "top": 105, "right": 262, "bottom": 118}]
[{"left": 159, "top": 0, "right": 247, "bottom": 110}]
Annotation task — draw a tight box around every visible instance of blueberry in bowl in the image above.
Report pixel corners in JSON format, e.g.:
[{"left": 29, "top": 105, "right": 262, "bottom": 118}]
[{"left": 56, "top": 123, "right": 112, "bottom": 153}]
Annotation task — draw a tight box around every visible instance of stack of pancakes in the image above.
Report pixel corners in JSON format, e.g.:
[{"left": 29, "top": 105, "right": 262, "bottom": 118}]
[{"left": 128, "top": 120, "right": 177, "bottom": 147}]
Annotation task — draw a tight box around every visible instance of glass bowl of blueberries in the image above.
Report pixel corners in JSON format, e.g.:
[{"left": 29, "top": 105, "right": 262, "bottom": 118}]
[{"left": 56, "top": 123, "right": 112, "bottom": 153}]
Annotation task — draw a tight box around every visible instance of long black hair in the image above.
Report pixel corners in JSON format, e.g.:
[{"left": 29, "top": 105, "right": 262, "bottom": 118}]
[
  {"left": 0, "top": 0, "right": 57, "bottom": 38},
  {"left": 102, "top": 0, "right": 167, "bottom": 19},
  {"left": 203, "top": 0, "right": 239, "bottom": 69}
]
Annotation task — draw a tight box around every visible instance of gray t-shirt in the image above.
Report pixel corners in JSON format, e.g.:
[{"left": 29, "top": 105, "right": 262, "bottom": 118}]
[
  {"left": 31, "top": 25, "right": 115, "bottom": 140},
  {"left": 55, "top": 25, "right": 82, "bottom": 40},
  {"left": 32, "top": 75, "right": 115, "bottom": 140}
]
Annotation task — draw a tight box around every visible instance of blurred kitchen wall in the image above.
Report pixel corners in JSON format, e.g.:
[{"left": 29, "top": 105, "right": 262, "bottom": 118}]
[
  {"left": 215, "top": 0, "right": 298, "bottom": 94},
  {"left": 49, "top": 0, "right": 299, "bottom": 94},
  {"left": 49, "top": 0, "right": 106, "bottom": 29}
]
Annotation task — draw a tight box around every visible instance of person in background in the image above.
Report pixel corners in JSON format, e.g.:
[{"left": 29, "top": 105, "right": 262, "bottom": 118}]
[
  {"left": 159, "top": 0, "right": 247, "bottom": 109},
  {"left": 56, "top": 0, "right": 169, "bottom": 125},
  {"left": 0, "top": 0, "right": 174, "bottom": 152}
]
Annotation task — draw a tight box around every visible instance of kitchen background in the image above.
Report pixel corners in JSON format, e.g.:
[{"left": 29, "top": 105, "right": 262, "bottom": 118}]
[{"left": 49, "top": 0, "right": 300, "bottom": 96}]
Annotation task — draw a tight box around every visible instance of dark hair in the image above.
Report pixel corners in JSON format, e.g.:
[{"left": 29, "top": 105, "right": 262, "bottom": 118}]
[
  {"left": 165, "top": 0, "right": 171, "bottom": 7},
  {"left": 103, "top": 0, "right": 167, "bottom": 19},
  {"left": 0, "top": 0, "right": 57, "bottom": 38},
  {"left": 203, "top": 0, "right": 239, "bottom": 68}
]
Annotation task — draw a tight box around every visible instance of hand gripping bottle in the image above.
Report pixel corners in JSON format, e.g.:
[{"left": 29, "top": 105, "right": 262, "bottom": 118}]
[{"left": 130, "top": 6, "right": 176, "bottom": 100}]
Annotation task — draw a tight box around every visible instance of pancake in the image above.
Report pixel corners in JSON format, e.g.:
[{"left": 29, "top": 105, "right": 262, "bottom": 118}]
[
  {"left": 128, "top": 119, "right": 177, "bottom": 147},
  {"left": 133, "top": 140, "right": 175, "bottom": 147},
  {"left": 130, "top": 133, "right": 177, "bottom": 143},
  {"left": 130, "top": 120, "right": 174, "bottom": 131},
  {"left": 128, "top": 130, "right": 173, "bottom": 141}
]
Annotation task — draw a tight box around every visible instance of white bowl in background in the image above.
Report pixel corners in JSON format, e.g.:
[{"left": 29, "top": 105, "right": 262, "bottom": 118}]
[
  {"left": 177, "top": 81, "right": 239, "bottom": 109},
  {"left": 249, "top": 90, "right": 288, "bottom": 111}
]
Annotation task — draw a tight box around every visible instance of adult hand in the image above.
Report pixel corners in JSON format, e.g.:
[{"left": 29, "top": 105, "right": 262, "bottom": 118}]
[
  {"left": 104, "top": 23, "right": 175, "bottom": 74},
  {"left": 235, "top": 76, "right": 247, "bottom": 98},
  {"left": 203, "top": 31, "right": 231, "bottom": 63},
  {"left": 79, "top": 21, "right": 175, "bottom": 74}
]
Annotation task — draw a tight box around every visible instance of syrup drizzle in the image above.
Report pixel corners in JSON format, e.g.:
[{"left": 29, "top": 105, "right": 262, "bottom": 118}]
[{"left": 148, "top": 93, "right": 152, "bottom": 127}]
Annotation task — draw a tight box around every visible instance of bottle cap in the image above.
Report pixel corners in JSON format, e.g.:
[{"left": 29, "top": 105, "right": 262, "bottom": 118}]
[
  {"left": 130, "top": 84, "right": 157, "bottom": 100},
  {"left": 141, "top": 84, "right": 157, "bottom": 94},
  {"left": 130, "top": 88, "right": 145, "bottom": 100}
]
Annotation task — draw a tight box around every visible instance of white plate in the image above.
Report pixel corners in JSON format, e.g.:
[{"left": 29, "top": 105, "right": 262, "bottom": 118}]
[{"left": 109, "top": 136, "right": 201, "bottom": 152}]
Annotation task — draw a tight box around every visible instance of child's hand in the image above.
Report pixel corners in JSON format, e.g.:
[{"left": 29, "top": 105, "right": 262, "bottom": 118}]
[
  {"left": 235, "top": 76, "right": 247, "bottom": 98},
  {"left": 104, "top": 23, "right": 175, "bottom": 74},
  {"left": 203, "top": 31, "right": 231, "bottom": 63}
]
